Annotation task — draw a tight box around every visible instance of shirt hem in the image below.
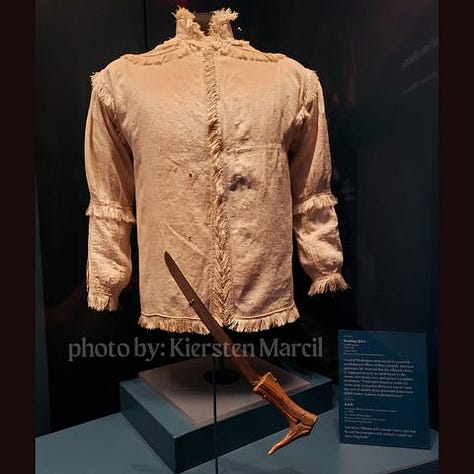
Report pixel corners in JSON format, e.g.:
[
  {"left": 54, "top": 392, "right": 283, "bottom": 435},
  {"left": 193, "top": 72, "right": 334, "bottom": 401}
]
[{"left": 138, "top": 303, "right": 300, "bottom": 334}]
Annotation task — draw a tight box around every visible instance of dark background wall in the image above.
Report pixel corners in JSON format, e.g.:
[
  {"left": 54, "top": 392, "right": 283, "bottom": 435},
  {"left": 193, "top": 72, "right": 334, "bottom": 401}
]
[
  {"left": 36, "top": 0, "right": 148, "bottom": 432},
  {"left": 36, "top": 0, "right": 438, "bottom": 432}
]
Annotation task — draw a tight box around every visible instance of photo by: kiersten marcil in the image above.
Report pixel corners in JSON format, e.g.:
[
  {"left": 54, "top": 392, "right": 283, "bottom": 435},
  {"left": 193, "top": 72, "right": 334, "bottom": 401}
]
[{"left": 67, "top": 336, "right": 324, "bottom": 362}]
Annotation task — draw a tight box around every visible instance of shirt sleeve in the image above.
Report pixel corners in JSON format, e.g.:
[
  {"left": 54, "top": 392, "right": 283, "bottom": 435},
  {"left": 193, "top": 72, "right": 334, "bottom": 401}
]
[
  {"left": 84, "top": 70, "right": 135, "bottom": 311},
  {"left": 289, "top": 68, "right": 349, "bottom": 296}
]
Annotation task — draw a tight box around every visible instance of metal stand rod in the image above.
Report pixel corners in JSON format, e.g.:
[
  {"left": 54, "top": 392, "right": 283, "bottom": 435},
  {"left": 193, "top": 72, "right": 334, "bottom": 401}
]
[
  {"left": 204, "top": 354, "right": 240, "bottom": 385},
  {"left": 212, "top": 356, "right": 219, "bottom": 474}
]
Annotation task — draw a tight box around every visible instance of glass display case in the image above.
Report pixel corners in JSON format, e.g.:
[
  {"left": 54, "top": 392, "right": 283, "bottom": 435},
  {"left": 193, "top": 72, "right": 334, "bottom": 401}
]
[{"left": 36, "top": 1, "right": 438, "bottom": 472}]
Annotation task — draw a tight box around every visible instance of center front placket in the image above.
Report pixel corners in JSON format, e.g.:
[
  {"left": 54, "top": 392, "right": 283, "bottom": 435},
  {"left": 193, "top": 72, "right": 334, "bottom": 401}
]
[{"left": 202, "top": 43, "right": 234, "bottom": 325}]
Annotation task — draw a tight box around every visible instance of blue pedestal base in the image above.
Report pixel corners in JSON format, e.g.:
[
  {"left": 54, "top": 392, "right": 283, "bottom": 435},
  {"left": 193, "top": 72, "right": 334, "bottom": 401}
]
[{"left": 120, "top": 361, "right": 333, "bottom": 473}]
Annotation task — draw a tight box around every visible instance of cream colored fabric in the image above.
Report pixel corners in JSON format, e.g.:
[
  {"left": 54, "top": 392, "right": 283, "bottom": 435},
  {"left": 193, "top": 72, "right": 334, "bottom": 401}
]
[{"left": 85, "top": 6, "right": 348, "bottom": 334}]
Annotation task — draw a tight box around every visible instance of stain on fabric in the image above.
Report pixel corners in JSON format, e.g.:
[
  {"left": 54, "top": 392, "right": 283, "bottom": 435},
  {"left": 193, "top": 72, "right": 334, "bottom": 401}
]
[{"left": 230, "top": 174, "right": 251, "bottom": 191}]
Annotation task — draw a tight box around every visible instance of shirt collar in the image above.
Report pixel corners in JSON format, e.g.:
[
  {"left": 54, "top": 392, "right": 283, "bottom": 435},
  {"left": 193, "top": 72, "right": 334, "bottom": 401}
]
[{"left": 173, "top": 6, "right": 238, "bottom": 41}]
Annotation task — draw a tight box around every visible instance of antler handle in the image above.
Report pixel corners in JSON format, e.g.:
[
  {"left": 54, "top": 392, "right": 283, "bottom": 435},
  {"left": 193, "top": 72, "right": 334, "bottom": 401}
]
[{"left": 253, "top": 372, "right": 318, "bottom": 455}]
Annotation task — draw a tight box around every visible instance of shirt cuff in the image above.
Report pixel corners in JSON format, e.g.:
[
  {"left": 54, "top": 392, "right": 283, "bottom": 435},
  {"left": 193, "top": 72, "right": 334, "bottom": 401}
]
[
  {"left": 87, "top": 291, "right": 120, "bottom": 311},
  {"left": 308, "top": 272, "right": 349, "bottom": 296}
]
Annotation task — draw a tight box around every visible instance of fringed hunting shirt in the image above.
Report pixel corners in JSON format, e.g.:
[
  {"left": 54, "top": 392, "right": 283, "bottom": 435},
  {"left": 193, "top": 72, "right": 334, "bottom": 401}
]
[{"left": 84, "top": 6, "right": 348, "bottom": 334}]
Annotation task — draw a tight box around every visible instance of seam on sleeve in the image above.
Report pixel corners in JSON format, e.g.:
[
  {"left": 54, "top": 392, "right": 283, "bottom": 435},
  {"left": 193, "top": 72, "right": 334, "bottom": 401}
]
[
  {"left": 293, "top": 191, "right": 338, "bottom": 215},
  {"left": 86, "top": 201, "right": 136, "bottom": 223}
]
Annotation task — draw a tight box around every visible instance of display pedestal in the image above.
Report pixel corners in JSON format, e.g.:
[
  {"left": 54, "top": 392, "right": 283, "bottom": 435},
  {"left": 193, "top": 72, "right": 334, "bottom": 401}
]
[
  {"left": 120, "top": 357, "right": 333, "bottom": 473},
  {"left": 138, "top": 356, "right": 314, "bottom": 426}
]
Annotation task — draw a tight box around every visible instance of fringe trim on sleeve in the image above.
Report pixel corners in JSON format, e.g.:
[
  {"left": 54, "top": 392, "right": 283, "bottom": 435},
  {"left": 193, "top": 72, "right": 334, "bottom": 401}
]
[
  {"left": 88, "top": 292, "right": 119, "bottom": 311},
  {"left": 227, "top": 304, "right": 300, "bottom": 333},
  {"left": 309, "top": 273, "right": 349, "bottom": 296},
  {"left": 293, "top": 192, "right": 338, "bottom": 215},
  {"left": 139, "top": 314, "right": 211, "bottom": 335},
  {"left": 296, "top": 68, "right": 320, "bottom": 125},
  {"left": 86, "top": 202, "right": 136, "bottom": 223}
]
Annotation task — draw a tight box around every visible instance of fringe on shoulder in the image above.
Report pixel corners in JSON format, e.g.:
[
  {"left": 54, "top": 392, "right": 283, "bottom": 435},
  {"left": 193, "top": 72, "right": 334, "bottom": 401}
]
[
  {"left": 121, "top": 38, "right": 195, "bottom": 66},
  {"left": 90, "top": 70, "right": 115, "bottom": 111},
  {"left": 90, "top": 70, "right": 129, "bottom": 145},
  {"left": 121, "top": 39, "right": 286, "bottom": 65},
  {"left": 220, "top": 41, "right": 286, "bottom": 62},
  {"left": 296, "top": 68, "right": 321, "bottom": 125}
]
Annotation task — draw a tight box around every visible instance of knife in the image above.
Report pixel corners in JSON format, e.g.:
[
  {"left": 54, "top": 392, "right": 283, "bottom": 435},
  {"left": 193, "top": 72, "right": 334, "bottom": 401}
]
[{"left": 164, "top": 251, "right": 318, "bottom": 455}]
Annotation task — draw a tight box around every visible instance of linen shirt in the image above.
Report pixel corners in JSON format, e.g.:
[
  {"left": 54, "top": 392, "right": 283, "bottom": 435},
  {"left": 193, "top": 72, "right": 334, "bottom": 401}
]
[{"left": 85, "top": 6, "right": 348, "bottom": 334}]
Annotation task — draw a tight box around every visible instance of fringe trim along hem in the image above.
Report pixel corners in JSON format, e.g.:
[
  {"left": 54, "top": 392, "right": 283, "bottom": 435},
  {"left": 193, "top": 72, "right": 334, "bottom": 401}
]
[
  {"left": 308, "top": 273, "right": 350, "bottom": 296},
  {"left": 86, "top": 202, "right": 136, "bottom": 223},
  {"left": 139, "top": 315, "right": 211, "bottom": 335},
  {"left": 293, "top": 192, "right": 338, "bottom": 215},
  {"left": 227, "top": 305, "right": 300, "bottom": 333},
  {"left": 88, "top": 292, "right": 119, "bottom": 311},
  {"left": 138, "top": 305, "right": 301, "bottom": 334}
]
